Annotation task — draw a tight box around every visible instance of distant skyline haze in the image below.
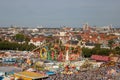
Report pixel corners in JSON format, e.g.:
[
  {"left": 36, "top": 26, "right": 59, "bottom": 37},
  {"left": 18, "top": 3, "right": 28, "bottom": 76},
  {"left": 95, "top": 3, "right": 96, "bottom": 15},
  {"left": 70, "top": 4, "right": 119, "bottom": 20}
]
[{"left": 0, "top": 0, "right": 120, "bottom": 27}]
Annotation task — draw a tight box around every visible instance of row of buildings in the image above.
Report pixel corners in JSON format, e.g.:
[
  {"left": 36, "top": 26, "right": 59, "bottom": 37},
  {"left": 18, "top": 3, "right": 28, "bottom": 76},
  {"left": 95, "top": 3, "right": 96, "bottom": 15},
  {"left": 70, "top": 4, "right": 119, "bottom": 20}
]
[{"left": 0, "top": 24, "right": 120, "bottom": 49}]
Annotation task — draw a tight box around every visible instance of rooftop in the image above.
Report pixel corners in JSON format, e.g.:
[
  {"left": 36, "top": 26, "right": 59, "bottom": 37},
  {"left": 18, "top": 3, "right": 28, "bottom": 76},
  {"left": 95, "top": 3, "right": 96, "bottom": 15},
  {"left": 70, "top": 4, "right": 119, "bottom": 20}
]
[{"left": 14, "top": 71, "right": 48, "bottom": 79}]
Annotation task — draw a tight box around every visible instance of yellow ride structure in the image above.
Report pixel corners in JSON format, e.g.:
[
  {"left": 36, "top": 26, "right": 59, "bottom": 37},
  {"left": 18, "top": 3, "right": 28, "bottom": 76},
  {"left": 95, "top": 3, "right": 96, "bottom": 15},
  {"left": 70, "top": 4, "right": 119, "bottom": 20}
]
[{"left": 40, "top": 48, "right": 47, "bottom": 59}]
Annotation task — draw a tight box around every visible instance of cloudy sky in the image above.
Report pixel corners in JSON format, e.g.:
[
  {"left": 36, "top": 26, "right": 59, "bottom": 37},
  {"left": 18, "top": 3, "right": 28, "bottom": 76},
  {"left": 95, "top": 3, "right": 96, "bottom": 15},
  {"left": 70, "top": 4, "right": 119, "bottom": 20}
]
[{"left": 0, "top": 0, "right": 120, "bottom": 27}]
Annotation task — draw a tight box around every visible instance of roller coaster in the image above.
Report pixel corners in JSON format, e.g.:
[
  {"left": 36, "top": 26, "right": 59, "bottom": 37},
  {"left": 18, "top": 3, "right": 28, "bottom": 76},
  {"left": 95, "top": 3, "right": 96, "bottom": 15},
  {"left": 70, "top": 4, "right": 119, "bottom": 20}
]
[
  {"left": 32, "top": 40, "right": 58, "bottom": 60},
  {"left": 32, "top": 40, "right": 81, "bottom": 61}
]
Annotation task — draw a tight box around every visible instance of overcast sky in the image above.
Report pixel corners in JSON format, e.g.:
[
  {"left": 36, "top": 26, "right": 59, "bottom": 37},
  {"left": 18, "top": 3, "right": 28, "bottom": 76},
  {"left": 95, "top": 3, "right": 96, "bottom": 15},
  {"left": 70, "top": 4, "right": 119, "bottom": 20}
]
[{"left": 0, "top": 0, "right": 120, "bottom": 27}]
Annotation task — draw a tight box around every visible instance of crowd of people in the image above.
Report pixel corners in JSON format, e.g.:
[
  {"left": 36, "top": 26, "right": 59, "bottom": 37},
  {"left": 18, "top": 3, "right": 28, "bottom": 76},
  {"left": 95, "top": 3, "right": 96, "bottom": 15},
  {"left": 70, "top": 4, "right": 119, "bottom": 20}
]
[{"left": 42, "top": 63, "right": 120, "bottom": 80}]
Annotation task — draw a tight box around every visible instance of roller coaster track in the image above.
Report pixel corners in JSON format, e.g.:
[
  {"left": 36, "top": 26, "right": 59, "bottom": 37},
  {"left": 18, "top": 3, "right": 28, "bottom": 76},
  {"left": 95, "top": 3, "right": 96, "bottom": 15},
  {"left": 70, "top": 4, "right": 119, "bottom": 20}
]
[{"left": 32, "top": 40, "right": 55, "bottom": 52}]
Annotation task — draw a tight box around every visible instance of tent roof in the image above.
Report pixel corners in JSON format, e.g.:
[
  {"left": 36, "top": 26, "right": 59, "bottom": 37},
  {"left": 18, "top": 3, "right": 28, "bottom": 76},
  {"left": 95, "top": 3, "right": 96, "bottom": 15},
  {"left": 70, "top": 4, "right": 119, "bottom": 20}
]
[
  {"left": 14, "top": 71, "right": 48, "bottom": 79},
  {"left": 91, "top": 55, "right": 110, "bottom": 61}
]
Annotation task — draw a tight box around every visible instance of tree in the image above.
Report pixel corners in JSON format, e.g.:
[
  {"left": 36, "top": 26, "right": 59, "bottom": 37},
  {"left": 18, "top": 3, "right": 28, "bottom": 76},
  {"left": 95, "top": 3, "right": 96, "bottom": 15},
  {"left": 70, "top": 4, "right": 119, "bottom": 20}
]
[
  {"left": 114, "top": 46, "right": 120, "bottom": 55},
  {"left": 14, "top": 34, "right": 25, "bottom": 42},
  {"left": 91, "top": 45, "right": 110, "bottom": 56},
  {"left": 0, "top": 41, "right": 36, "bottom": 51},
  {"left": 94, "top": 44, "right": 101, "bottom": 49},
  {"left": 13, "top": 33, "right": 30, "bottom": 42},
  {"left": 97, "top": 48, "right": 110, "bottom": 56},
  {"left": 0, "top": 38, "right": 2, "bottom": 41},
  {"left": 108, "top": 40, "right": 114, "bottom": 50},
  {"left": 82, "top": 47, "right": 92, "bottom": 57}
]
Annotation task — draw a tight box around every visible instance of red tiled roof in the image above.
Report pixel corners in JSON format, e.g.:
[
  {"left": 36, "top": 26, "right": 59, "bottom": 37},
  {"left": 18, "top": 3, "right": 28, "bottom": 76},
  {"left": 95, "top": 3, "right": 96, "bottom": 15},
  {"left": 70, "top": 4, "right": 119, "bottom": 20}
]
[
  {"left": 31, "top": 38, "right": 45, "bottom": 42},
  {"left": 80, "top": 31, "right": 119, "bottom": 43}
]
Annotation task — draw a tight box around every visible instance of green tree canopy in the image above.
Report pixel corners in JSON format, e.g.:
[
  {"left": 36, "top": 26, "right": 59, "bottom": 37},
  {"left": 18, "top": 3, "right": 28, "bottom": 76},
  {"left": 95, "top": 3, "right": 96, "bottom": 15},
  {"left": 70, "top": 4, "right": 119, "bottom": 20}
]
[
  {"left": 108, "top": 39, "right": 114, "bottom": 50},
  {"left": 14, "top": 33, "right": 30, "bottom": 42},
  {"left": 82, "top": 47, "right": 92, "bottom": 57},
  {"left": 0, "top": 38, "right": 2, "bottom": 41},
  {"left": 0, "top": 41, "right": 36, "bottom": 51},
  {"left": 114, "top": 46, "right": 120, "bottom": 55}
]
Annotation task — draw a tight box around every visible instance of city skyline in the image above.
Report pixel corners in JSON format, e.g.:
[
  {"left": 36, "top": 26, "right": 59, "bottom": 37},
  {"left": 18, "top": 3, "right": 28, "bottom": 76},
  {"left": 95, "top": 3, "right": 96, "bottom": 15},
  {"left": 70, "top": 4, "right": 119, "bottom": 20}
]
[{"left": 0, "top": 0, "right": 120, "bottom": 27}]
